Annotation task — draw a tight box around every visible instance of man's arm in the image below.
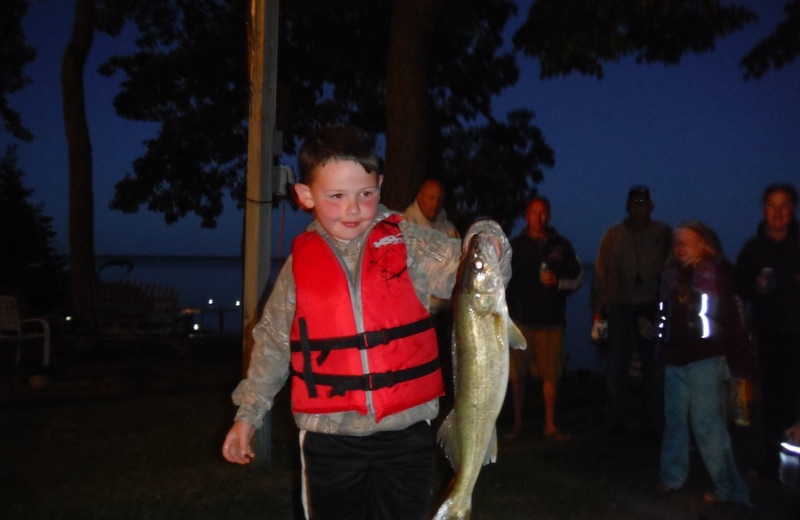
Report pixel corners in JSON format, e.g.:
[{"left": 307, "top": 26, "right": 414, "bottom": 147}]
[
  {"left": 557, "top": 239, "right": 583, "bottom": 293},
  {"left": 590, "top": 229, "right": 614, "bottom": 313}
]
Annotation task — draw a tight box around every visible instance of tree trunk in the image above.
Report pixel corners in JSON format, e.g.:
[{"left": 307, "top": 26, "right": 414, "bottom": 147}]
[
  {"left": 61, "top": 0, "right": 96, "bottom": 331},
  {"left": 382, "top": 0, "right": 444, "bottom": 211}
]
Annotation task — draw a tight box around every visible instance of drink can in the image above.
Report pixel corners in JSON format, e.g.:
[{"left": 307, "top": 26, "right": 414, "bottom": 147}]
[{"left": 730, "top": 379, "right": 751, "bottom": 427}]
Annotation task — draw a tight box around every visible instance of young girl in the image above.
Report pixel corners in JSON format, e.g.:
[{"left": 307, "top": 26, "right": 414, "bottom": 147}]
[{"left": 655, "top": 221, "right": 751, "bottom": 505}]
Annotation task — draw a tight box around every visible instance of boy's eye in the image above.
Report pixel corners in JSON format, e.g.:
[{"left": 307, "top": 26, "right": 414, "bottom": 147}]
[{"left": 330, "top": 193, "right": 343, "bottom": 199}]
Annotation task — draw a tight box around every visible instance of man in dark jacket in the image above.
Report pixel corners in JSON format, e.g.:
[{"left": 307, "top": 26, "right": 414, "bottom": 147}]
[
  {"left": 735, "top": 182, "right": 800, "bottom": 477},
  {"left": 506, "top": 196, "right": 583, "bottom": 440}
]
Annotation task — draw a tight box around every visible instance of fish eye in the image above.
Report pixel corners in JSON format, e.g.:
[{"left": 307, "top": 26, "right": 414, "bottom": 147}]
[{"left": 474, "top": 260, "right": 484, "bottom": 270}]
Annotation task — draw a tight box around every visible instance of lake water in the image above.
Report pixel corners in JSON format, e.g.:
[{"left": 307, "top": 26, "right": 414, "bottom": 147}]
[{"left": 96, "top": 255, "right": 604, "bottom": 372}]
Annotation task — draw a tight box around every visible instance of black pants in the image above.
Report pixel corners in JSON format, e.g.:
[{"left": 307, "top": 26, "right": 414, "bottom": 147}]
[
  {"left": 301, "top": 421, "right": 435, "bottom": 520},
  {"left": 758, "top": 334, "right": 800, "bottom": 475}
]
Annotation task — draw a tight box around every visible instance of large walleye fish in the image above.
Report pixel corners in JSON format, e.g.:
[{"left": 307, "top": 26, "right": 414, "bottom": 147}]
[{"left": 434, "top": 232, "right": 526, "bottom": 520}]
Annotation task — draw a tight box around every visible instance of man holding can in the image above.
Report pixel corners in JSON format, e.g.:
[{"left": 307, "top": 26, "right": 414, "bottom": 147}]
[
  {"left": 505, "top": 196, "right": 583, "bottom": 440},
  {"left": 735, "top": 182, "right": 800, "bottom": 478}
]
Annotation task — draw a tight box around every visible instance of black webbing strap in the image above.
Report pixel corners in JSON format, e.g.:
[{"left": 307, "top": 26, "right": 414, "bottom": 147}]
[
  {"left": 290, "top": 358, "right": 440, "bottom": 398},
  {"left": 298, "top": 318, "right": 318, "bottom": 398},
  {"left": 289, "top": 317, "right": 434, "bottom": 365}
]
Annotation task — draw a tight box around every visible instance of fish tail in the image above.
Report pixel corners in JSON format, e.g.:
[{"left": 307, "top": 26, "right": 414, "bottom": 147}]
[{"left": 432, "top": 494, "right": 471, "bottom": 520}]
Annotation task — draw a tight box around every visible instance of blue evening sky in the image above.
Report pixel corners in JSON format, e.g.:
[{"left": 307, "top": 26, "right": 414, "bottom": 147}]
[{"left": 3, "top": 0, "right": 799, "bottom": 263}]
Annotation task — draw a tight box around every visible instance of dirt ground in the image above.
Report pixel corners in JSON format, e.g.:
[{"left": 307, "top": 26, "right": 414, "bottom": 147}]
[{"left": 1, "top": 337, "right": 797, "bottom": 519}]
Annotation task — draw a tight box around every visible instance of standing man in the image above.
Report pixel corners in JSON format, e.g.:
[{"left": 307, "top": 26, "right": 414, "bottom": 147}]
[
  {"left": 591, "top": 186, "right": 672, "bottom": 436},
  {"left": 506, "top": 196, "right": 583, "bottom": 440},
  {"left": 735, "top": 183, "right": 800, "bottom": 478},
  {"left": 404, "top": 178, "right": 460, "bottom": 238},
  {"left": 405, "top": 179, "right": 460, "bottom": 402}
]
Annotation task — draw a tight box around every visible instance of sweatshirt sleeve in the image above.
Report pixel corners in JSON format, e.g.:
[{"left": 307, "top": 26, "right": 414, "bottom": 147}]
[
  {"left": 231, "top": 258, "right": 295, "bottom": 428},
  {"left": 591, "top": 228, "right": 613, "bottom": 312},
  {"left": 400, "top": 218, "right": 512, "bottom": 309},
  {"left": 557, "top": 239, "right": 583, "bottom": 293},
  {"left": 719, "top": 267, "right": 754, "bottom": 379}
]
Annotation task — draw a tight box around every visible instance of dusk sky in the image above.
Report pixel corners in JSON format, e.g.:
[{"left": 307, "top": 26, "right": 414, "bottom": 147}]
[{"left": 3, "top": 0, "right": 799, "bottom": 265}]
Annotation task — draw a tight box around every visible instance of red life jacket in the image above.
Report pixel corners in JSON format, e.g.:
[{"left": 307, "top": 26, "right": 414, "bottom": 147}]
[{"left": 289, "top": 215, "right": 444, "bottom": 422}]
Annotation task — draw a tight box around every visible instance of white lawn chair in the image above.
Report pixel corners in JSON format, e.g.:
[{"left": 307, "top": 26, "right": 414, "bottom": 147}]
[{"left": 0, "top": 295, "right": 51, "bottom": 367}]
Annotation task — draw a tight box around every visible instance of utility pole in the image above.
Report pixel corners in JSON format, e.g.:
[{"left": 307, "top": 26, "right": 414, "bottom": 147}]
[{"left": 244, "top": 0, "right": 279, "bottom": 467}]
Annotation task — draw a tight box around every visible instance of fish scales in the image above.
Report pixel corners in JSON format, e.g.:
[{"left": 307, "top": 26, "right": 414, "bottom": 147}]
[{"left": 434, "top": 232, "right": 526, "bottom": 520}]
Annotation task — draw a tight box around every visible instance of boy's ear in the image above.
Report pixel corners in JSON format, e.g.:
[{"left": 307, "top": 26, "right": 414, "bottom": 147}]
[{"left": 294, "top": 183, "right": 314, "bottom": 210}]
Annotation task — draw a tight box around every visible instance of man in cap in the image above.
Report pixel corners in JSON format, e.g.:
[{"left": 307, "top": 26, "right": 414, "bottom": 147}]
[{"left": 591, "top": 186, "right": 672, "bottom": 436}]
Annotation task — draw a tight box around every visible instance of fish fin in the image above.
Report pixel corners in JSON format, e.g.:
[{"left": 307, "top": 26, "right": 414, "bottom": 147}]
[
  {"left": 484, "top": 426, "right": 498, "bottom": 465},
  {"left": 507, "top": 320, "right": 527, "bottom": 350},
  {"left": 437, "top": 410, "right": 460, "bottom": 469}
]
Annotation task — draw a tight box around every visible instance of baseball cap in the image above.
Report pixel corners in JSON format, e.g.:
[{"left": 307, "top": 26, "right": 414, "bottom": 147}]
[{"left": 627, "top": 185, "right": 651, "bottom": 204}]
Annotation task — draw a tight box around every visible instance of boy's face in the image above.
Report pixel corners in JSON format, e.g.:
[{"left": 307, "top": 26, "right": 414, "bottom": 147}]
[{"left": 294, "top": 160, "right": 383, "bottom": 242}]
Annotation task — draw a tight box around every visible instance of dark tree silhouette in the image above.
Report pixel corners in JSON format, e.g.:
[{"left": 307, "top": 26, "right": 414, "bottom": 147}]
[
  {"left": 94, "top": 0, "right": 757, "bottom": 234},
  {"left": 741, "top": 0, "right": 800, "bottom": 79},
  {"left": 97, "top": 0, "right": 547, "bottom": 231},
  {"left": 1, "top": 0, "right": 36, "bottom": 142},
  {"left": 513, "top": 0, "right": 757, "bottom": 79},
  {"left": 62, "top": 0, "right": 97, "bottom": 329},
  {"left": 0, "top": 146, "right": 67, "bottom": 314}
]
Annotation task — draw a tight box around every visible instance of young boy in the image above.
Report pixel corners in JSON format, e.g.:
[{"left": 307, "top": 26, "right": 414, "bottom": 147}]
[{"left": 221, "top": 125, "right": 511, "bottom": 520}]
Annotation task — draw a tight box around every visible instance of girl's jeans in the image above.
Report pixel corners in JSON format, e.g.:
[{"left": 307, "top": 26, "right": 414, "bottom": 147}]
[{"left": 659, "top": 356, "right": 750, "bottom": 504}]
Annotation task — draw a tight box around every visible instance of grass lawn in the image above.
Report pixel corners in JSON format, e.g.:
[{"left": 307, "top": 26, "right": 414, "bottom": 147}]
[{"left": 1, "top": 341, "right": 796, "bottom": 519}]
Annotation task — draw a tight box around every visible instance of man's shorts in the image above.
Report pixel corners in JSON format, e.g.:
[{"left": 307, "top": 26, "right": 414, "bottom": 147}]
[{"left": 509, "top": 325, "right": 565, "bottom": 384}]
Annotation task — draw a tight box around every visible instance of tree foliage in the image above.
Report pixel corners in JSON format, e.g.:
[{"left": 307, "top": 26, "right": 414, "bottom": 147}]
[
  {"left": 513, "top": 0, "right": 757, "bottom": 79},
  {"left": 0, "top": 146, "right": 67, "bottom": 313},
  {"left": 436, "top": 110, "right": 554, "bottom": 231},
  {"left": 741, "top": 0, "right": 800, "bottom": 79},
  {"left": 97, "top": 0, "right": 551, "bottom": 232},
  {"left": 96, "top": 0, "right": 763, "bottom": 234},
  {"left": 0, "top": 0, "right": 36, "bottom": 142},
  {"left": 96, "top": 0, "right": 249, "bottom": 228}
]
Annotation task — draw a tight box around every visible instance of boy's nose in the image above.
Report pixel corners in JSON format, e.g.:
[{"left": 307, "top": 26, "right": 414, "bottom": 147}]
[{"left": 346, "top": 199, "right": 360, "bottom": 215}]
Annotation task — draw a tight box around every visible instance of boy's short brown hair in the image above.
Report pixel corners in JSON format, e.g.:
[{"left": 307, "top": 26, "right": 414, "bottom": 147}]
[{"left": 297, "top": 126, "right": 380, "bottom": 184}]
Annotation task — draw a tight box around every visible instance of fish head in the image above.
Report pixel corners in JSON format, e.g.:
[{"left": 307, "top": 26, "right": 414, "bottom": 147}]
[{"left": 456, "top": 232, "right": 503, "bottom": 313}]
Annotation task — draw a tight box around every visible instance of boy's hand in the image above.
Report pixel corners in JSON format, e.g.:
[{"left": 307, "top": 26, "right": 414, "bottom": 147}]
[{"left": 222, "top": 421, "right": 256, "bottom": 464}]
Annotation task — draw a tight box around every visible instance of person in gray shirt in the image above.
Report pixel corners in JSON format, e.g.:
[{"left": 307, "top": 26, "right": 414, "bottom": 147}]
[{"left": 591, "top": 186, "right": 672, "bottom": 436}]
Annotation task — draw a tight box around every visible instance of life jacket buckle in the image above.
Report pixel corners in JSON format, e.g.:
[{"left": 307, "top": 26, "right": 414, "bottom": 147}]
[{"left": 360, "top": 328, "right": 390, "bottom": 349}]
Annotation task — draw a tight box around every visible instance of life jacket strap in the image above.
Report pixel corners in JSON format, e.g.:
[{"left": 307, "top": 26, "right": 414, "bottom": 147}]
[
  {"left": 290, "top": 317, "right": 434, "bottom": 365},
  {"left": 290, "top": 358, "right": 440, "bottom": 398},
  {"left": 298, "top": 318, "right": 317, "bottom": 398}
]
